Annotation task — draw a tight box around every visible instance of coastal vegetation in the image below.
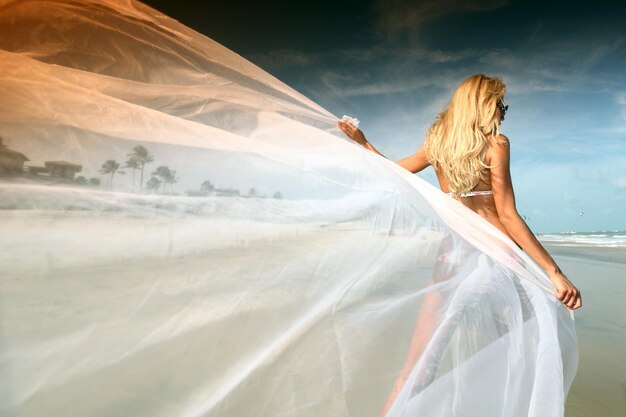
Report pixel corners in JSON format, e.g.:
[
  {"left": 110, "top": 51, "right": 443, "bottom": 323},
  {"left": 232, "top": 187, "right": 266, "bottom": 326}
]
[{"left": 0, "top": 137, "right": 284, "bottom": 198}]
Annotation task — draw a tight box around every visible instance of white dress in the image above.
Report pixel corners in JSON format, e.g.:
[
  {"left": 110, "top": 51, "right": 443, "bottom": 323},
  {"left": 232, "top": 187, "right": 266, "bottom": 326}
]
[{"left": 0, "top": 1, "right": 578, "bottom": 416}]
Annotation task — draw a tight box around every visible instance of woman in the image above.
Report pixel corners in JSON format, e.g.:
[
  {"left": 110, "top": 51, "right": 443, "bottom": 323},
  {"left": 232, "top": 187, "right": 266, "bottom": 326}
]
[
  {"left": 339, "top": 74, "right": 582, "bottom": 415},
  {"left": 338, "top": 73, "right": 582, "bottom": 311}
]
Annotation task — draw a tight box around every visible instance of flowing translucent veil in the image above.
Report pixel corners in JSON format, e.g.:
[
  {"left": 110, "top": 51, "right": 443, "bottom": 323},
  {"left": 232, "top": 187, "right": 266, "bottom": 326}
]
[{"left": 0, "top": 1, "right": 578, "bottom": 416}]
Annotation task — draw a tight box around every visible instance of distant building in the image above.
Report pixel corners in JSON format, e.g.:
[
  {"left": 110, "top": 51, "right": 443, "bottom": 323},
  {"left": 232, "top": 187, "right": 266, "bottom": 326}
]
[
  {"left": 186, "top": 189, "right": 211, "bottom": 197},
  {"left": 44, "top": 161, "right": 82, "bottom": 180},
  {"left": 215, "top": 188, "right": 240, "bottom": 197},
  {"left": 26, "top": 166, "right": 48, "bottom": 175},
  {"left": 0, "top": 147, "right": 29, "bottom": 175},
  {"left": 186, "top": 188, "right": 241, "bottom": 197}
]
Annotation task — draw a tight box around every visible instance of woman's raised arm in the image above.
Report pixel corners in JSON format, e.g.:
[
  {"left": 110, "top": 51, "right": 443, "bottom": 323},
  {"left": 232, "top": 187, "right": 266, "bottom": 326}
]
[
  {"left": 337, "top": 120, "right": 430, "bottom": 173},
  {"left": 489, "top": 134, "right": 582, "bottom": 310}
]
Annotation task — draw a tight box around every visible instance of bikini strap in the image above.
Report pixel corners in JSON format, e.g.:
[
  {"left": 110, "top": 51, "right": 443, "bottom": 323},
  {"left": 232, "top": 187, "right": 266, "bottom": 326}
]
[{"left": 448, "top": 190, "right": 493, "bottom": 197}]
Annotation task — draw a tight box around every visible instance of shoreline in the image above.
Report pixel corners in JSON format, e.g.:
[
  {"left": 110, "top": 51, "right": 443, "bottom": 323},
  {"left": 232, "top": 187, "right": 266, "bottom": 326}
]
[
  {"left": 541, "top": 242, "right": 626, "bottom": 265},
  {"left": 553, "top": 255, "right": 625, "bottom": 417}
]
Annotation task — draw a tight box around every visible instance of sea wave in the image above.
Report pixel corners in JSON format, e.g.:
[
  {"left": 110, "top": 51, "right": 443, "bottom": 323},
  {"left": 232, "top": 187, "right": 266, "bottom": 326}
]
[{"left": 538, "top": 231, "right": 626, "bottom": 248}]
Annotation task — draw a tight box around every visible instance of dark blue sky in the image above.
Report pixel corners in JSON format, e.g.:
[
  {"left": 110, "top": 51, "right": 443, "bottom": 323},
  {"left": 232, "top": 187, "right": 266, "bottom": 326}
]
[{"left": 143, "top": 0, "right": 626, "bottom": 232}]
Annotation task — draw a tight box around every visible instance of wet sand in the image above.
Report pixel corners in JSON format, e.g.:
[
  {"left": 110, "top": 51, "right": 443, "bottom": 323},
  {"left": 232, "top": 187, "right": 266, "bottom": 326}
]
[
  {"left": 548, "top": 248, "right": 626, "bottom": 417},
  {"left": 1, "top": 211, "right": 623, "bottom": 416}
]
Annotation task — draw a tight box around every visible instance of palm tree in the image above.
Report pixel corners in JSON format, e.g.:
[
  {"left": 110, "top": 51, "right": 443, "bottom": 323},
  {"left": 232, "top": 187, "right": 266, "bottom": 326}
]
[
  {"left": 99, "top": 160, "right": 124, "bottom": 189},
  {"left": 128, "top": 145, "right": 154, "bottom": 191},
  {"left": 124, "top": 156, "right": 141, "bottom": 191},
  {"left": 146, "top": 176, "right": 161, "bottom": 192},
  {"left": 167, "top": 169, "right": 178, "bottom": 193},
  {"left": 152, "top": 166, "right": 172, "bottom": 193}
]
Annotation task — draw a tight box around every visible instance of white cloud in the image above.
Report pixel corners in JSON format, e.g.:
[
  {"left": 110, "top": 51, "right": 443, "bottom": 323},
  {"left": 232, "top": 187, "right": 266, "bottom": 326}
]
[
  {"left": 572, "top": 167, "right": 604, "bottom": 182},
  {"left": 313, "top": 36, "right": 622, "bottom": 100},
  {"left": 617, "top": 91, "right": 626, "bottom": 121},
  {"left": 336, "top": 45, "right": 480, "bottom": 64},
  {"left": 374, "top": 0, "right": 509, "bottom": 42},
  {"left": 613, "top": 176, "right": 626, "bottom": 190}
]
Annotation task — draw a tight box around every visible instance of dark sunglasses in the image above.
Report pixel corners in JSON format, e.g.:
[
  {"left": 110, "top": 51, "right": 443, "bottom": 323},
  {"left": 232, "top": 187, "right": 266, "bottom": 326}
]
[{"left": 497, "top": 101, "right": 509, "bottom": 118}]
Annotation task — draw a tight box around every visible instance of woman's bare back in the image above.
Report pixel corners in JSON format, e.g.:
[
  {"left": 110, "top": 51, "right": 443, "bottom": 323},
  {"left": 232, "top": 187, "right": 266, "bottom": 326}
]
[{"left": 433, "top": 136, "right": 514, "bottom": 241}]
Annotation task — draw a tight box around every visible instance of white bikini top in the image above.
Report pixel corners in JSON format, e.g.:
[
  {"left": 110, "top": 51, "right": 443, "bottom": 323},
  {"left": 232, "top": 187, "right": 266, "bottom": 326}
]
[{"left": 448, "top": 190, "right": 493, "bottom": 198}]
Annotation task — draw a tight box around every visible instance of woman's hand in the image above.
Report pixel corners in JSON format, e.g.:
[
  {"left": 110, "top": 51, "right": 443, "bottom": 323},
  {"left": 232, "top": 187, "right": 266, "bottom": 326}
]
[
  {"left": 337, "top": 119, "right": 368, "bottom": 147},
  {"left": 548, "top": 271, "right": 583, "bottom": 310}
]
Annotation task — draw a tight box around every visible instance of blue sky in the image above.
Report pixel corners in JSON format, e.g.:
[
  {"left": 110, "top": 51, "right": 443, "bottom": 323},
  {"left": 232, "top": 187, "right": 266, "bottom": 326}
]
[{"left": 144, "top": 0, "right": 626, "bottom": 233}]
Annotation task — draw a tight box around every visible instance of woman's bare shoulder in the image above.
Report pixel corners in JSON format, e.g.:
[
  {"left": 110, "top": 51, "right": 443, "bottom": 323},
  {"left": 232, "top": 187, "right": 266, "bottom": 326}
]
[
  {"left": 490, "top": 133, "right": 509, "bottom": 146},
  {"left": 487, "top": 134, "right": 510, "bottom": 162}
]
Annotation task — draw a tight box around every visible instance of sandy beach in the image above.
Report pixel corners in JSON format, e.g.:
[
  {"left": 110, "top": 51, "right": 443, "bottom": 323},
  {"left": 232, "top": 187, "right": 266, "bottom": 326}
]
[
  {"left": 0, "top": 209, "right": 623, "bottom": 416},
  {"left": 544, "top": 246, "right": 626, "bottom": 417}
]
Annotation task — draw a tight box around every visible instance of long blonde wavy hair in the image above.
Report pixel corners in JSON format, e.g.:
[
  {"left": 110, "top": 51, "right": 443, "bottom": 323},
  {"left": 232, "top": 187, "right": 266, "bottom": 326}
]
[{"left": 424, "top": 74, "right": 506, "bottom": 196}]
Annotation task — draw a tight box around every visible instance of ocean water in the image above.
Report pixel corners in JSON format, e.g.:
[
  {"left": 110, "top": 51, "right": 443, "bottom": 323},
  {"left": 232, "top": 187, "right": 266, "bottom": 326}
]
[
  {"left": 538, "top": 231, "right": 626, "bottom": 248},
  {"left": 539, "top": 231, "right": 626, "bottom": 265}
]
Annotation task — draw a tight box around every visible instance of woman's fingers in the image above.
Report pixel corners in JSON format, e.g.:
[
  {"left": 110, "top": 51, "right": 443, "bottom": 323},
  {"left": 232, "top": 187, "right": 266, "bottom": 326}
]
[
  {"left": 556, "top": 285, "right": 571, "bottom": 304},
  {"left": 338, "top": 120, "right": 358, "bottom": 141},
  {"left": 573, "top": 295, "right": 583, "bottom": 309},
  {"left": 340, "top": 121, "right": 354, "bottom": 133},
  {"left": 567, "top": 295, "right": 582, "bottom": 310},
  {"left": 556, "top": 284, "right": 582, "bottom": 310},
  {"left": 568, "top": 289, "right": 581, "bottom": 309}
]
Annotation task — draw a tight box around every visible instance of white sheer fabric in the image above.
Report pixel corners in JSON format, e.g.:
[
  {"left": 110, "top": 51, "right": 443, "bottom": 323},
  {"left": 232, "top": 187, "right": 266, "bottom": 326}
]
[{"left": 0, "top": 1, "right": 578, "bottom": 416}]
